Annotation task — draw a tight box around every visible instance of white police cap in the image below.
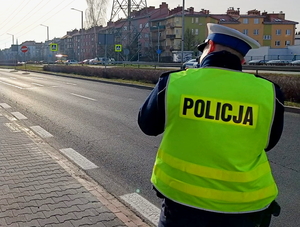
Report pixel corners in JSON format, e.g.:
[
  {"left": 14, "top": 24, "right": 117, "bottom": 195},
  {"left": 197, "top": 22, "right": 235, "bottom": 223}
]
[{"left": 197, "top": 23, "right": 260, "bottom": 56}]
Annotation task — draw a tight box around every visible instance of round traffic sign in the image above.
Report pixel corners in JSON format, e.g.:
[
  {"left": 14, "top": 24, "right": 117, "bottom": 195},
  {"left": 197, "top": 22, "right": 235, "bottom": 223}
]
[{"left": 21, "top": 46, "right": 28, "bottom": 53}]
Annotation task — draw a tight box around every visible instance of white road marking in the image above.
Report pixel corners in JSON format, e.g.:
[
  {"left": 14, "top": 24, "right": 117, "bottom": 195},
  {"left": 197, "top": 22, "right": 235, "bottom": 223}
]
[
  {"left": 120, "top": 192, "right": 160, "bottom": 225},
  {"left": 31, "top": 83, "right": 44, "bottom": 87},
  {"left": 70, "top": 93, "right": 97, "bottom": 101},
  {"left": 11, "top": 112, "right": 27, "bottom": 120},
  {"left": 59, "top": 148, "right": 98, "bottom": 170},
  {"left": 0, "top": 103, "right": 11, "bottom": 109},
  {"left": 30, "top": 77, "right": 44, "bottom": 80},
  {"left": 0, "top": 81, "right": 23, "bottom": 89},
  {"left": 66, "top": 83, "right": 77, "bottom": 85},
  {"left": 30, "top": 126, "right": 53, "bottom": 138}
]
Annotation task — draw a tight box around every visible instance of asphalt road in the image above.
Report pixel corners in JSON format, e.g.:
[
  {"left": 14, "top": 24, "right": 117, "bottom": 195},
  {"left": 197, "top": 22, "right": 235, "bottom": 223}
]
[{"left": 0, "top": 68, "right": 299, "bottom": 226}]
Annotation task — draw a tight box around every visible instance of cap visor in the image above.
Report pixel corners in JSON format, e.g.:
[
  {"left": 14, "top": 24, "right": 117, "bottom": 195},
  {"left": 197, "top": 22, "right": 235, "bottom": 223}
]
[{"left": 197, "top": 42, "right": 207, "bottom": 52}]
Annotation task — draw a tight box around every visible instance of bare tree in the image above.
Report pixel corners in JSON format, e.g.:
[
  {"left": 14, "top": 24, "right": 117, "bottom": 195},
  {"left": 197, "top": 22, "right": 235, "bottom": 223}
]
[
  {"left": 85, "top": 0, "right": 108, "bottom": 58},
  {"left": 85, "top": 0, "right": 107, "bottom": 28}
]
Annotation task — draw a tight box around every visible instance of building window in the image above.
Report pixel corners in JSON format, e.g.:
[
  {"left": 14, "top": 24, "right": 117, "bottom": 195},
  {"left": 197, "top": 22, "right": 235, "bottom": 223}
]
[
  {"left": 123, "top": 26, "right": 127, "bottom": 31},
  {"left": 263, "top": 35, "right": 271, "bottom": 40},
  {"left": 275, "top": 41, "right": 280, "bottom": 46},
  {"left": 145, "top": 23, "right": 149, "bottom": 28},
  {"left": 253, "top": 29, "right": 259, "bottom": 35},
  {"left": 243, "top": 18, "right": 249, "bottom": 24},
  {"left": 145, "top": 33, "right": 149, "bottom": 38},
  {"left": 192, "top": 18, "right": 194, "bottom": 23},
  {"left": 139, "top": 24, "right": 142, "bottom": 29},
  {"left": 195, "top": 18, "right": 199, "bottom": 23},
  {"left": 243, "top": 29, "right": 248, "bottom": 35},
  {"left": 254, "top": 18, "right": 259, "bottom": 24},
  {"left": 286, "top": 29, "right": 291, "bottom": 35},
  {"left": 195, "top": 29, "right": 199, "bottom": 35},
  {"left": 191, "top": 29, "right": 194, "bottom": 35},
  {"left": 276, "top": 29, "right": 281, "bottom": 35},
  {"left": 285, "top": 40, "right": 291, "bottom": 46}
]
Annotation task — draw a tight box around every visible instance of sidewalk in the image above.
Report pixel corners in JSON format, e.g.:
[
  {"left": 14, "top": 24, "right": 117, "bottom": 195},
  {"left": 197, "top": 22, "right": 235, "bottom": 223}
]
[{"left": 0, "top": 106, "right": 152, "bottom": 227}]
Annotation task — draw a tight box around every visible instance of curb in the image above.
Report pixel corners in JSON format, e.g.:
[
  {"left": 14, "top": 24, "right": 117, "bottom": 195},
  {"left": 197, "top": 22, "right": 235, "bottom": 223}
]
[{"left": 285, "top": 106, "right": 300, "bottom": 114}]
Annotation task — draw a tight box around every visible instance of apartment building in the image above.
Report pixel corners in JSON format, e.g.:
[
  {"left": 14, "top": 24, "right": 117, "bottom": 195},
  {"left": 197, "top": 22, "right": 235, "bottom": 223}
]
[{"left": 1, "top": 4, "right": 298, "bottom": 62}]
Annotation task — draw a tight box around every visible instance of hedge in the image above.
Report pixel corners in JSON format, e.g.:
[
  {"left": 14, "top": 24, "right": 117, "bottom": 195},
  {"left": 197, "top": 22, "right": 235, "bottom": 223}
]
[{"left": 43, "top": 65, "right": 300, "bottom": 104}]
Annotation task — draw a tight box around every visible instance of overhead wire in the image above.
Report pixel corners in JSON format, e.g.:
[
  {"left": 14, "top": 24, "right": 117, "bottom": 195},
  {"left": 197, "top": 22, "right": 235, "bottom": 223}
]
[{"left": 0, "top": 0, "right": 76, "bottom": 48}]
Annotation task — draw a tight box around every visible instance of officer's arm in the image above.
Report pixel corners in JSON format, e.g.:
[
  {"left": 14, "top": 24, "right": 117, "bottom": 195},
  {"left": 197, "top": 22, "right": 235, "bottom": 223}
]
[
  {"left": 265, "top": 84, "right": 285, "bottom": 151},
  {"left": 138, "top": 75, "right": 169, "bottom": 136}
]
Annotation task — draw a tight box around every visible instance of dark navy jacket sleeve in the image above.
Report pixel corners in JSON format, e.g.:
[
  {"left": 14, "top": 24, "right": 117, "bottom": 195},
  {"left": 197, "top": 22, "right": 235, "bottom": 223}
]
[
  {"left": 265, "top": 83, "right": 285, "bottom": 151},
  {"left": 138, "top": 73, "right": 170, "bottom": 136}
]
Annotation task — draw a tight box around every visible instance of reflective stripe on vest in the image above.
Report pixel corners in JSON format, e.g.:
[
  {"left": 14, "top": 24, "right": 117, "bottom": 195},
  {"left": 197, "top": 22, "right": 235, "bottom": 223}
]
[{"left": 151, "top": 68, "right": 277, "bottom": 213}]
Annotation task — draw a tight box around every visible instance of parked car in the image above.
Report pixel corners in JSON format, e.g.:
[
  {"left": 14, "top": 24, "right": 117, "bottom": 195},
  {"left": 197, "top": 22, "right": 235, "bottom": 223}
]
[
  {"left": 181, "top": 59, "right": 198, "bottom": 70},
  {"left": 290, "top": 60, "right": 300, "bottom": 65},
  {"left": 248, "top": 59, "right": 267, "bottom": 65},
  {"left": 265, "top": 60, "right": 290, "bottom": 66},
  {"left": 65, "top": 59, "right": 78, "bottom": 65},
  {"left": 79, "top": 59, "right": 91, "bottom": 64},
  {"left": 89, "top": 57, "right": 114, "bottom": 65}
]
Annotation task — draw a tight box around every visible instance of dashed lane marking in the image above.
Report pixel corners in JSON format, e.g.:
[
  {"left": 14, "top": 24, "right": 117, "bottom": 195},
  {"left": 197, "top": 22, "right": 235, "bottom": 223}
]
[
  {"left": 59, "top": 148, "right": 98, "bottom": 170},
  {"left": 120, "top": 192, "right": 160, "bottom": 225},
  {"left": 70, "top": 93, "right": 97, "bottom": 101},
  {"left": 30, "top": 125, "right": 53, "bottom": 138},
  {"left": 11, "top": 112, "right": 27, "bottom": 120},
  {"left": 31, "top": 83, "right": 44, "bottom": 87},
  {"left": 0, "top": 81, "right": 24, "bottom": 89}
]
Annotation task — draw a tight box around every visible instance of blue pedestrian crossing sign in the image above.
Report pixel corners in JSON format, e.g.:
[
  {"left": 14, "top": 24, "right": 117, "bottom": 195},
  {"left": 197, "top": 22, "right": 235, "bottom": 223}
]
[
  {"left": 50, "top": 43, "right": 58, "bottom": 51},
  {"left": 115, "top": 44, "right": 122, "bottom": 52}
]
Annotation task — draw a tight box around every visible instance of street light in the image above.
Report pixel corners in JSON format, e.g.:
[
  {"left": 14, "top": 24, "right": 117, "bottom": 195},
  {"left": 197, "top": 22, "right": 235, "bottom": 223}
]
[
  {"left": 153, "top": 24, "right": 160, "bottom": 62},
  {"left": 7, "top": 33, "right": 14, "bottom": 45},
  {"left": 40, "top": 24, "right": 49, "bottom": 41},
  {"left": 181, "top": 0, "right": 185, "bottom": 64},
  {"left": 157, "top": 24, "right": 160, "bottom": 63},
  {"left": 71, "top": 7, "right": 83, "bottom": 61},
  {"left": 40, "top": 24, "right": 50, "bottom": 64}
]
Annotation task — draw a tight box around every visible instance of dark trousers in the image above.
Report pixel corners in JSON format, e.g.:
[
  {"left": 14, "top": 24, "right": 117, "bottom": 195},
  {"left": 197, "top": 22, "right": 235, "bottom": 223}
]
[{"left": 158, "top": 199, "right": 279, "bottom": 227}]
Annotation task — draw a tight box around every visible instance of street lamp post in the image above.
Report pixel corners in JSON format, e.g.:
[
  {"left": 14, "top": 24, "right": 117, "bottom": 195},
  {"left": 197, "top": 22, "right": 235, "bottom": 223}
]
[
  {"left": 7, "top": 33, "right": 14, "bottom": 45},
  {"left": 157, "top": 24, "right": 160, "bottom": 63},
  {"left": 71, "top": 8, "right": 84, "bottom": 61},
  {"left": 40, "top": 24, "right": 49, "bottom": 41},
  {"left": 40, "top": 24, "right": 49, "bottom": 64},
  {"left": 181, "top": 0, "right": 185, "bottom": 64}
]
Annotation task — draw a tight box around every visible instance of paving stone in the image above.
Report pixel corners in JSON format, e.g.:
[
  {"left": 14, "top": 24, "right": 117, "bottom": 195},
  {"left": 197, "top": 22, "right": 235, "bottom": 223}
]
[{"left": 0, "top": 107, "right": 151, "bottom": 227}]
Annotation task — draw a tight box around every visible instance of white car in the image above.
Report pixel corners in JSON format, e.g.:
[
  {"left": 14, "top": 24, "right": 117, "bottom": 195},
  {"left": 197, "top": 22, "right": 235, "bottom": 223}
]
[
  {"left": 290, "top": 60, "right": 300, "bottom": 65},
  {"left": 181, "top": 59, "right": 199, "bottom": 69},
  {"left": 65, "top": 59, "right": 78, "bottom": 65}
]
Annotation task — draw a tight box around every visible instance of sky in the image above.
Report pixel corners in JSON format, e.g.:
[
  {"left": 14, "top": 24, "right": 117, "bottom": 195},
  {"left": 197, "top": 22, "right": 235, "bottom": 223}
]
[{"left": 0, "top": 0, "right": 299, "bottom": 50}]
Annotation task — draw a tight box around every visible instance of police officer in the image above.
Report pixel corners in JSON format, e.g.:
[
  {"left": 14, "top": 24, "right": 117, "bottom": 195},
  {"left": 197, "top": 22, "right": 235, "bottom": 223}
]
[{"left": 138, "top": 23, "right": 284, "bottom": 227}]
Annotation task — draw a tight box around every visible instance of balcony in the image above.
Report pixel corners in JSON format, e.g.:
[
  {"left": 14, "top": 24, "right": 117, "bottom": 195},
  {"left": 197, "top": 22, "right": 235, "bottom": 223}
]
[
  {"left": 166, "top": 34, "right": 176, "bottom": 39},
  {"left": 150, "top": 25, "right": 166, "bottom": 31}
]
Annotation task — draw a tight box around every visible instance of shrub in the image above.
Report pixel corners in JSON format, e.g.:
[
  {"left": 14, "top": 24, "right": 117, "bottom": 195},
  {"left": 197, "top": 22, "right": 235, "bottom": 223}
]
[
  {"left": 43, "top": 65, "right": 170, "bottom": 84},
  {"left": 43, "top": 65, "right": 300, "bottom": 104},
  {"left": 261, "top": 74, "right": 300, "bottom": 103}
]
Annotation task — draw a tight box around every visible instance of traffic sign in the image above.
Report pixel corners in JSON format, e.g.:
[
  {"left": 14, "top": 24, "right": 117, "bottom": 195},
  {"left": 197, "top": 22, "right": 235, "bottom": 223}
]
[
  {"left": 157, "top": 49, "right": 162, "bottom": 54},
  {"left": 21, "top": 46, "right": 28, "bottom": 53},
  {"left": 115, "top": 44, "right": 122, "bottom": 52},
  {"left": 50, "top": 43, "right": 58, "bottom": 51}
]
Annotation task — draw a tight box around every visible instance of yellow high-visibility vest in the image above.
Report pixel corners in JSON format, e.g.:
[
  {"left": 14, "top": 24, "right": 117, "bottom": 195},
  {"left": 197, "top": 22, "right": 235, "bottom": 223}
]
[{"left": 151, "top": 67, "right": 277, "bottom": 213}]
